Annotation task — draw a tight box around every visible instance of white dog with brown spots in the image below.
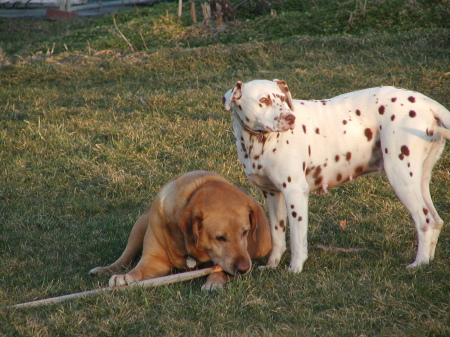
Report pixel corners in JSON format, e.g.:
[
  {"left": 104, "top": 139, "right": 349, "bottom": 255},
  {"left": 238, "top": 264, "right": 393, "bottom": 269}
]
[{"left": 223, "top": 79, "right": 450, "bottom": 272}]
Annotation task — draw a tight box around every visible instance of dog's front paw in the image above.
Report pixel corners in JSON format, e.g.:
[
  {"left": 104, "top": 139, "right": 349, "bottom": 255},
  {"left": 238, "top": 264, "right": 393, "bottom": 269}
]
[
  {"left": 201, "top": 280, "right": 224, "bottom": 291},
  {"left": 109, "top": 273, "right": 138, "bottom": 287},
  {"left": 406, "top": 259, "right": 429, "bottom": 270},
  {"left": 201, "top": 272, "right": 227, "bottom": 291},
  {"left": 288, "top": 263, "right": 304, "bottom": 273}
]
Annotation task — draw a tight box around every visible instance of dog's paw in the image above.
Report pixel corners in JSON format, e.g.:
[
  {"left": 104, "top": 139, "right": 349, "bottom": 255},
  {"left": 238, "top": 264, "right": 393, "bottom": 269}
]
[
  {"left": 202, "top": 272, "right": 227, "bottom": 291},
  {"left": 88, "top": 266, "right": 108, "bottom": 276},
  {"left": 109, "top": 273, "right": 137, "bottom": 287},
  {"left": 266, "top": 257, "right": 281, "bottom": 268},
  {"left": 201, "top": 280, "right": 224, "bottom": 291},
  {"left": 288, "top": 263, "right": 304, "bottom": 273},
  {"left": 406, "top": 259, "right": 429, "bottom": 270}
]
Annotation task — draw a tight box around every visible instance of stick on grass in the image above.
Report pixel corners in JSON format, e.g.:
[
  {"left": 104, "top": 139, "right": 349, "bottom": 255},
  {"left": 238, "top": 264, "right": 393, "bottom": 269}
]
[{"left": 3, "top": 266, "right": 223, "bottom": 309}]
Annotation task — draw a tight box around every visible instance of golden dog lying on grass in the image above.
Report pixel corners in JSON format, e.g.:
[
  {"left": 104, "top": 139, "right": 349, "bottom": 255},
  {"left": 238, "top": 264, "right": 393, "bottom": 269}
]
[{"left": 90, "top": 171, "right": 271, "bottom": 290}]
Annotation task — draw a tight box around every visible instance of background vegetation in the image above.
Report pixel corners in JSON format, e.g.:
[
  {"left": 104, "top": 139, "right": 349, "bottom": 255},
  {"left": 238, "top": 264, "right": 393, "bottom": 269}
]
[{"left": 1, "top": 0, "right": 449, "bottom": 336}]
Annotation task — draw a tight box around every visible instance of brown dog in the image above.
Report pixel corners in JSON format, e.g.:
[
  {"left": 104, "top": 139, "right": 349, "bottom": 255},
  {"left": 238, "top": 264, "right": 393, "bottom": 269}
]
[{"left": 89, "top": 171, "right": 271, "bottom": 290}]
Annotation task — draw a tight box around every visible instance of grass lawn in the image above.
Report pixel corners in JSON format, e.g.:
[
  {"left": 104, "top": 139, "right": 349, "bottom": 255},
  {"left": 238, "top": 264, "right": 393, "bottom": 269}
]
[{"left": 0, "top": 1, "right": 449, "bottom": 336}]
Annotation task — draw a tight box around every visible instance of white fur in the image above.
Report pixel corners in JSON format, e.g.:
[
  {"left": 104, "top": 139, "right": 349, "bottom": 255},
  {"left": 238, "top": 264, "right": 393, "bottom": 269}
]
[{"left": 224, "top": 79, "right": 449, "bottom": 272}]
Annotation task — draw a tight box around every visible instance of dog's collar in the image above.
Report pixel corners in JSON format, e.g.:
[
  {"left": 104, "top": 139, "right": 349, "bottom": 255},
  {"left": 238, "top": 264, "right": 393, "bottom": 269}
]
[{"left": 232, "top": 109, "right": 267, "bottom": 143}]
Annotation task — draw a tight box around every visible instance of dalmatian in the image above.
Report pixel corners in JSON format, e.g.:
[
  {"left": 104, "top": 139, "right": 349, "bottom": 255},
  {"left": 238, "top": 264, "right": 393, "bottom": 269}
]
[{"left": 223, "top": 79, "right": 450, "bottom": 272}]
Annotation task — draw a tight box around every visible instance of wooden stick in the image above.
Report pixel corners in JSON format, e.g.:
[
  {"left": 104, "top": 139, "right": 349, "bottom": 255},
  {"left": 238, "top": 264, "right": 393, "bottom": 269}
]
[{"left": 3, "top": 266, "right": 223, "bottom": 309}]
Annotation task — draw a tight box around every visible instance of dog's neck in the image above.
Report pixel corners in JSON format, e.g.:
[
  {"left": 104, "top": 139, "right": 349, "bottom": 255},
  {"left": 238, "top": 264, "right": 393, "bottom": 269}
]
[{"left": 232, "top": 109, "right": 267, "bottom": 143}]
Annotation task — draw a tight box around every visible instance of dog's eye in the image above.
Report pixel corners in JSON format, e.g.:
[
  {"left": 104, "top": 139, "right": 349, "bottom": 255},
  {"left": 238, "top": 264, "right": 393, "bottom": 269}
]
[
  {"left": 259, "top": 97, "right": 270, "bottom": 105},
  {"left": 216, "top": 236, "right": 227, "bottom": 242},
  {"left": 243, "top": 230, "right": 249, "bottom": 237}
]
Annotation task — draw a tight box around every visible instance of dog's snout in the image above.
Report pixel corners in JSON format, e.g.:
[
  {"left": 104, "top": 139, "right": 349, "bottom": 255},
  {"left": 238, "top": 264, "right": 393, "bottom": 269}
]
[
  {"left": 235, "top": 257, "right": 251, "bottom": 275},
  {"left": 284, "top": 114, "right": 296, "bottom": 125}
]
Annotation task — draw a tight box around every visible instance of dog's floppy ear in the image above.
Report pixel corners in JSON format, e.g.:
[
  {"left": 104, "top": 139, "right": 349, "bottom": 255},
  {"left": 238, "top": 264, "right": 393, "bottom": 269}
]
[
  {"left": 247, "top": 198, "right": 271, "bottom": 258},
  {"left": 179, "top": 207, "right": 203, "bottom": 246},
  {"left": 273, "top": 79, "right": 294, "bottom": 112},
  {"left": 223, "top": 81, "right": 244, "bottom": 111}
]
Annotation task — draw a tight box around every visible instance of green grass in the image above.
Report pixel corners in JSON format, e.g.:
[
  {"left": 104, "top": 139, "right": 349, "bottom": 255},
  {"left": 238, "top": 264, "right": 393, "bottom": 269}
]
[{"left": 1, "top": 1, "right": 449, "bottom": 336}]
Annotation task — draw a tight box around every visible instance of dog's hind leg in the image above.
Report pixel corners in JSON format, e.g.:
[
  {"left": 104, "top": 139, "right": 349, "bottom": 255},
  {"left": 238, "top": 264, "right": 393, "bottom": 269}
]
[
  {"left": 264, "top": 191, "right": 287, "bottom": 268},
  {"left": 420, "top": 137, "right": 446, "bottom": 260},
  {"left": 382, "top": 139, "right": 441, "bottom": 268}
]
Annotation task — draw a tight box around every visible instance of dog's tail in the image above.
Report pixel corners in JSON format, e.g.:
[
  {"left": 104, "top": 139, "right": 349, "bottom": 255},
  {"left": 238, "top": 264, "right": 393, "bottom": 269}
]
[{"left": 430, "top": 100, "right": 450, "bottom": 141}]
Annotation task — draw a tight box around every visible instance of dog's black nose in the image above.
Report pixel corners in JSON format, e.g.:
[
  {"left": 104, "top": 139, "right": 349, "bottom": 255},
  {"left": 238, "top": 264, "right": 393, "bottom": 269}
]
[{"left": 284, "top": 114, "right": 296, "bottom": 125}]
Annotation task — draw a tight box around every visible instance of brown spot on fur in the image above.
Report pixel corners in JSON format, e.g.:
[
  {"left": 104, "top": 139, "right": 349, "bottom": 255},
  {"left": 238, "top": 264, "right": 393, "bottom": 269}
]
[
  {"left": 409, "top": 110, "right": 416, "bottom": 118},
  {"left": 399, "top": 154, "right": 404, "bottom": 160},
  {"left": 315, "top": 177, "right": 323, "bottom": 185},
  {"left": 283, "top": 182, "right": 287, "bottom": 188},
  {"left": 401, "top": 145, "right": 410, "bottom": 156},
  {"left": 343, "top": 120, "right": 347, "bottom": 125},
  {"left": 298, "top": 216, "right": 303, "bottom": 221},
  {"left": 291, "top": 205, "right": 294, "bottom": 209},
  {"left": 302, "top": 125, "right": 307, "bottom": 134},
  {"left": 273, "top": 148, "right": 277, "bottom": 152},
  {"left": 305, "top": 167, "right": 311, "bottom": 176},
  {"left": 308, "top": 145, "right": 311, "bottom": 156},
  {"left": 385, "top": 148, "right": 388, "bottom": 154},
  {"left": 315, "top": 128, "right": 320, "bottom": 134},
  {"left": 279, "top": 220, "right": 285, "bottom": 228},
  {"left": 303, "top": 162, "right": 306, "bottom": 171},
  {"left": 337, "top": 173, "right": 342, "bottom": 181},
  {"left": 379, "top": 105, "right": 385, "bottom": 115},
  {"left": 355, "top": 166, "right": 364, "bottom": 175},
  {"left": 391, "top": 115, "right": 395, "bottom": 121},
  {"left": 408, "top": 96, "right": 416, "bottom": 103},
  {"left": 335, "top": 155, "right": 340, "bottom": 162},
  {"left": 391, "top": 97, "right": 397, "bottom": 102},
  {"left": 356, "top": 109, "right": 361, "bottom": 116},
  {"left": 313, "top": 166, "right": 322, "bottom": 178},
  {"left": 423, "top": 208, "right": 429, "bottom": 215},
  {"left": 346, "top": 152, "right": 352, "bottom": 161},
  {"left": 364, "top": 128, "right": 373, "bottom": 141},
  {"left": 257, "top": 164, "right": 262, "bottom": 170},
  {"left": 292, "top": 211, "right": 297, "bottom": 218},
  {"left": 288, "top": 176, "right": 292, "bottom": 182}
]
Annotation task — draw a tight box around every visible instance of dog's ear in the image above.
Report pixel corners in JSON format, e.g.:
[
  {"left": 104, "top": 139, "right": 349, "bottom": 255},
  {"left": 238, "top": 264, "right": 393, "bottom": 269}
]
[
  {"left": 247, "top": 198, "right": 271, "bottom": 258},
  {"left": 273, "top": 79, "right": 294, "bottom": 112},
  {"left": 223, "top": 81, "right": 244, "bottom": 111},
  {"left": 179, "top": 207, "right": 203, "bottom": 246}
]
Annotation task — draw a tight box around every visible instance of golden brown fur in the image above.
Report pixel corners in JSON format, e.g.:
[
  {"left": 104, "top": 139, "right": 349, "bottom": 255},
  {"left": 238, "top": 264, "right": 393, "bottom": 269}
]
[{"left": 89, "top": 171, "right": 271, "bottom": 290}]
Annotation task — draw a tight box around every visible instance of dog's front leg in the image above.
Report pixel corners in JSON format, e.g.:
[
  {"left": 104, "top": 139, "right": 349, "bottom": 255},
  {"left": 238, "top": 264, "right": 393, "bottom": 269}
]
[
  {"left": 265, "top": 191, "right": 287, "bottom": 267},
  {"left": 283, "top": 184, "right": 309, "bottom": 273}
]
